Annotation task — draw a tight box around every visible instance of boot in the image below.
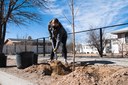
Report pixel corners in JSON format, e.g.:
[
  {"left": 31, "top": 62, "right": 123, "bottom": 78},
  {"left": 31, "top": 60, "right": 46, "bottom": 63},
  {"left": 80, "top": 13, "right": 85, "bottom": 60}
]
[{"left": 64, "top": 59, "right": 68, "bottom": 65}]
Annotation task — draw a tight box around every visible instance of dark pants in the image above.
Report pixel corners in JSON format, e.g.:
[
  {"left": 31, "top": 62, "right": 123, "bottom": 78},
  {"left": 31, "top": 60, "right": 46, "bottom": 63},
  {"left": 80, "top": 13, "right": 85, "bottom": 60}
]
[{"left": 51, "top": 37, "right": 67, "bottom": 60}]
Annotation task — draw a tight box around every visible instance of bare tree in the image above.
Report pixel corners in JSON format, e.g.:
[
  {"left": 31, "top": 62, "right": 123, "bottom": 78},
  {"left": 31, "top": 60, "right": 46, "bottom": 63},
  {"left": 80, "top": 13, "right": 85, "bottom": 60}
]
[
  {"left": 0, "top": 0, "right": 49, "bottom": 53},
  {"left": 66, "top": 42, "right": 73, "bottom": 53},
  {"left": 87, "top": 28, "right": 107, "bottom": 57}
]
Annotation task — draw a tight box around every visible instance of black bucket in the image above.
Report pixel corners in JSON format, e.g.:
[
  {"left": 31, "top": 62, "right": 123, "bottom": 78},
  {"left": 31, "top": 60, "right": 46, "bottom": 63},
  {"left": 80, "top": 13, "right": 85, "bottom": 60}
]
[
  {"left": 33, "top": 54, "right": 38, "bottom": 65},
  {"left": 16, "top": 52, "right": 34, "bottom": 69},
  {"left": 0, "top": 53, "right": 7, "bottom": 67}
]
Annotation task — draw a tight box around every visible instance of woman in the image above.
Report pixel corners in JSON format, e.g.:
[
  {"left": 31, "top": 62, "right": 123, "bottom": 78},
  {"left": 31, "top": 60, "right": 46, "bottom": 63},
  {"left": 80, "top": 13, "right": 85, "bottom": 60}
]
[{"left": 48, "top": 18, "right": 67, "bottom": 63}]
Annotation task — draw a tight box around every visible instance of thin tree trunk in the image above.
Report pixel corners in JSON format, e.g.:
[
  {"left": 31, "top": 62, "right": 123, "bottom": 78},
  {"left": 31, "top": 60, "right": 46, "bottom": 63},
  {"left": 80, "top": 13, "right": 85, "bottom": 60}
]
[
  {"left": 0, "top": 24, "right": 2, "bottom": 53},
  {"left": 71, "top": 0, "right": 76, "bottom": 71},
  {"left": 0, "top": 25, "right": 3, "bottom": 53},
  {"left": 3, "top": 23, "right": 6, "bottom": 45},
  {"left": 0, "top": 0, "right": 4, "bottom": 53},
  {"left": 0, "top": 42, "right": 3, "bottom": 53},
  {"left": 0, "top": 23, "right": 7, "bottom": 53}
]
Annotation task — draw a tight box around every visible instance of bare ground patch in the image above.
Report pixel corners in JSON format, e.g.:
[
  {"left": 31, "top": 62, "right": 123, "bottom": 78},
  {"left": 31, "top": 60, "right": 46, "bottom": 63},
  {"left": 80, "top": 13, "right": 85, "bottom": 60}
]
[{"left": 0, "top": 58, "right": 128, "bottom": 85}]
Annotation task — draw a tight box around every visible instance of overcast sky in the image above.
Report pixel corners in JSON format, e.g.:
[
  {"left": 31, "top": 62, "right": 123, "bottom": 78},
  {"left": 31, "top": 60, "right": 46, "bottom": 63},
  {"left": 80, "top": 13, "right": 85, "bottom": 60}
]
[{"left": 6, "top": 0, "right": 128, "bottom": 41}]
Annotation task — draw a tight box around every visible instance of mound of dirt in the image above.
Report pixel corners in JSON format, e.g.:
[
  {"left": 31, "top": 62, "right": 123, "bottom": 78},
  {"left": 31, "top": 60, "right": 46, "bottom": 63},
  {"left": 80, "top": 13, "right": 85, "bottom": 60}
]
[
  {"left": 52, "top": 65, "right": 128, "bottom": 85},
  {"left": 24, "top": 60, "right": 72, "bottom": 76},
  {"left": 102, "top": 68, "right": 128, "bottom": 85},
  {"left": 24, "top": 63, "right": 52, "bottom": 75},
  {"left": 1, "top": 58, "right": 128, "bottom": 85},
  {"left": 49, "top": 60, "right": 72, "bottom": 76}
]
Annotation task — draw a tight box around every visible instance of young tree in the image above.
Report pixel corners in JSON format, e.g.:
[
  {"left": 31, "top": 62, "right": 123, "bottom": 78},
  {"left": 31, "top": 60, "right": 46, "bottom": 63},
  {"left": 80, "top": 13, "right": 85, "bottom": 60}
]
[
  {"left": 71, "top": 0, "right": 75, "bottom": 70},
  {"left": 87, "top": 28, "right": 107, "bottom": 57},
  {"left": 0, "top": 0, "right": 48, "bottom": 53},
  {"left": 50, "top": 0, "right": 78, "bottom": 70}
]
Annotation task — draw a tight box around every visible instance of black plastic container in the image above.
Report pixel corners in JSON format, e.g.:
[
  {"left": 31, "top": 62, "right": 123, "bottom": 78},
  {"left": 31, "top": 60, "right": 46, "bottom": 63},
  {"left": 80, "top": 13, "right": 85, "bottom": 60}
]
[
  {"left": 0, "top": 53, "right": 7, "bottom": 67},
  {"left": 33, "top": 54, "right": 38, "bottom": 65},
  {"left": 16, "top": 52, "right": 34, "bottom": 69}
]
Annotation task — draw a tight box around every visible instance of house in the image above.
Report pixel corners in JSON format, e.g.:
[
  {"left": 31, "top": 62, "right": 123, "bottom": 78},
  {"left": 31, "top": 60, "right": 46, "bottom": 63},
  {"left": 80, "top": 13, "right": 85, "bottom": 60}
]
[
  {"left": 3, "top": 38, "right": 52, "bottom": 54},
  {"left": 75, "top": 33, "right": 119, "bottom": 54},
  {"left": 111, "top": 27, "right": 128, "bottom": 54},
  {"left": 76, "top": 27, "right": 128, "bottom": 55},
  {"left": 75, "top": 43, "right": 98, "bottom": 54},
  {"left": 105, "top": 38, "right": 119, "bottom": 53}
]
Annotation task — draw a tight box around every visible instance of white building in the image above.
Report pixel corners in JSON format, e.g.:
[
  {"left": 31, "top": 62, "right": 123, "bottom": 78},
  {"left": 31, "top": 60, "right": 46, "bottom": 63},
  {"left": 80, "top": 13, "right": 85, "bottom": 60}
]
[
  {"left": 76, "top": 43, "right": 98, "bottom": 54},
  {"left": 111, "top": 27, "right": 128, "bottom": 54},
  {"left": 105, "top": 38, "right": 119, "bottom": 53},
  {"left": 75, "top": 27, "right": 128, "bottom": 54}
]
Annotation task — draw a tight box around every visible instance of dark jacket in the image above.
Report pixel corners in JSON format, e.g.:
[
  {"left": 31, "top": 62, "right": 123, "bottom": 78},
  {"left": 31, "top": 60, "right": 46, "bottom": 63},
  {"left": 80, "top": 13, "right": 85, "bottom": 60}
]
[{"left": 48, "top": 22, "right": 67, "bottom": 50}]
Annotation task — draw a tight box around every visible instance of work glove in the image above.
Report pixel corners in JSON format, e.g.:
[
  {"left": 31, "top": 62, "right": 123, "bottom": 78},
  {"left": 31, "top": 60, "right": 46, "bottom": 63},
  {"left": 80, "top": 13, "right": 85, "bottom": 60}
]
[{"left": 53, "top": 48, "right": 57, "bottom": 52}]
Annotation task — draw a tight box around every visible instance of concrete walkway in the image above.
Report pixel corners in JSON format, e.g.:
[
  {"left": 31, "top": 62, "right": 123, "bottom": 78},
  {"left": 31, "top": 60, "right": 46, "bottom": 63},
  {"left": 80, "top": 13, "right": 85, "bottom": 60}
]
[{"left": 0, "top": 71, "right": 36, "bottom": 85}]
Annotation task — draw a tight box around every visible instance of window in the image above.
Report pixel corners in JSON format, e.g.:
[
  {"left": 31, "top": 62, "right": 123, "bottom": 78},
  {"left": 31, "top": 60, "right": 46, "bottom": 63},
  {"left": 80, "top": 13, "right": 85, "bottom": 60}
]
[
  {"left": 125, "top": 33, "right": 128, "bottom": 43},
  {"left": 86, "top": 47, "right": 89, "bottom": 49},
  {"left": 118, "top": 34, "right": 122, "bottom": 38}
]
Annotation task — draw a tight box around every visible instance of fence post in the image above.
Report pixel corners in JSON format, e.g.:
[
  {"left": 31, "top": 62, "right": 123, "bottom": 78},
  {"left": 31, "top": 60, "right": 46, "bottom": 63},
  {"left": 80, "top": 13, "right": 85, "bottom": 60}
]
[
  {"left": 14, "top": 43, "right": 16, "bottom": 54},
  {"left": 25, "top": 40, "right": 27, "bottom": 52},
  {"left": 100, "top": 28, "right": 103, "bottom": 57},
  {"left": 36, "top": 39, "right": 38, "bottom": 54},
  {"left": 43, "top": 38, "right": 45, "bottom": 57}
]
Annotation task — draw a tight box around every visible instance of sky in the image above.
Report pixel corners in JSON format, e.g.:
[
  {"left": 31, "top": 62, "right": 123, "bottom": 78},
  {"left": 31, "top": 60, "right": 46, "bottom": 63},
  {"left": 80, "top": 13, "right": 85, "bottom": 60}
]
[{"left": 6, "top": 0, "right": 128, "bottom": 42}]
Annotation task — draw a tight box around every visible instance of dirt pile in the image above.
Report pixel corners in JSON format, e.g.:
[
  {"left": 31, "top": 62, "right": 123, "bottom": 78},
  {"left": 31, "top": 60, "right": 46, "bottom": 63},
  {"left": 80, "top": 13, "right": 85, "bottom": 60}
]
[
  {"left": 49, "top": 60, "right": 72, "bottom": 76},
  {"left": 52, "top": 65, "right": 128, "bottom": 85},
  {"left": 102, "top": 68, "right": 128, "bottom": 85},
  {"left": 3, "top": 59, "right": 128, "bottom": 85},
  {"left": 24, "top": 60, "right": 72, "bottom": 76},
  {"left": 24, "top": 63, "right": 52, "bottom": 75}
]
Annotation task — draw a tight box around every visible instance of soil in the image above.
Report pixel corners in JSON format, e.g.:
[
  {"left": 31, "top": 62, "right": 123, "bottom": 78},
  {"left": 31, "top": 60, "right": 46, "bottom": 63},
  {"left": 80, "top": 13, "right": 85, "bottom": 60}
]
[
  {"left": 0, "top": 58, "right": 128, "bottom": 85},
  {"left": 52, "top": 65, "right": 128, "bottom": 85}
]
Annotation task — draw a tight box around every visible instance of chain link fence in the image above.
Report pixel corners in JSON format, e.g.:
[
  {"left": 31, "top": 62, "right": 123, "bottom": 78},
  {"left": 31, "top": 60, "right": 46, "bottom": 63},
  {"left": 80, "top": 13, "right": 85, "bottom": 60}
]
[{"left": 3, "top": 23, "right": 128, "bottom": 58}]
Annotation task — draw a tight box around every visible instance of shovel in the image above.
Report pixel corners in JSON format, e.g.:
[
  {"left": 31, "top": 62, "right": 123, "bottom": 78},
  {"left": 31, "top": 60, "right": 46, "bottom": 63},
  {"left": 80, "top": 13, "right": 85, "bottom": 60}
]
[
  {"left": 54, "top": 51, "right": 58, "bottom": 60},
  {"left": 51, "top": 39, "right": 58, "bottom": 60}
]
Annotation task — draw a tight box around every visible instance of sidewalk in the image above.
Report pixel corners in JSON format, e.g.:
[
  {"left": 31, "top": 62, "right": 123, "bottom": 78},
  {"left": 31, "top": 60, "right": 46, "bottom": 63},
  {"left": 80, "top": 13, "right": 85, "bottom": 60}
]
[{"left": 0, "top": 71, "right": 36, "bottom": 85}]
